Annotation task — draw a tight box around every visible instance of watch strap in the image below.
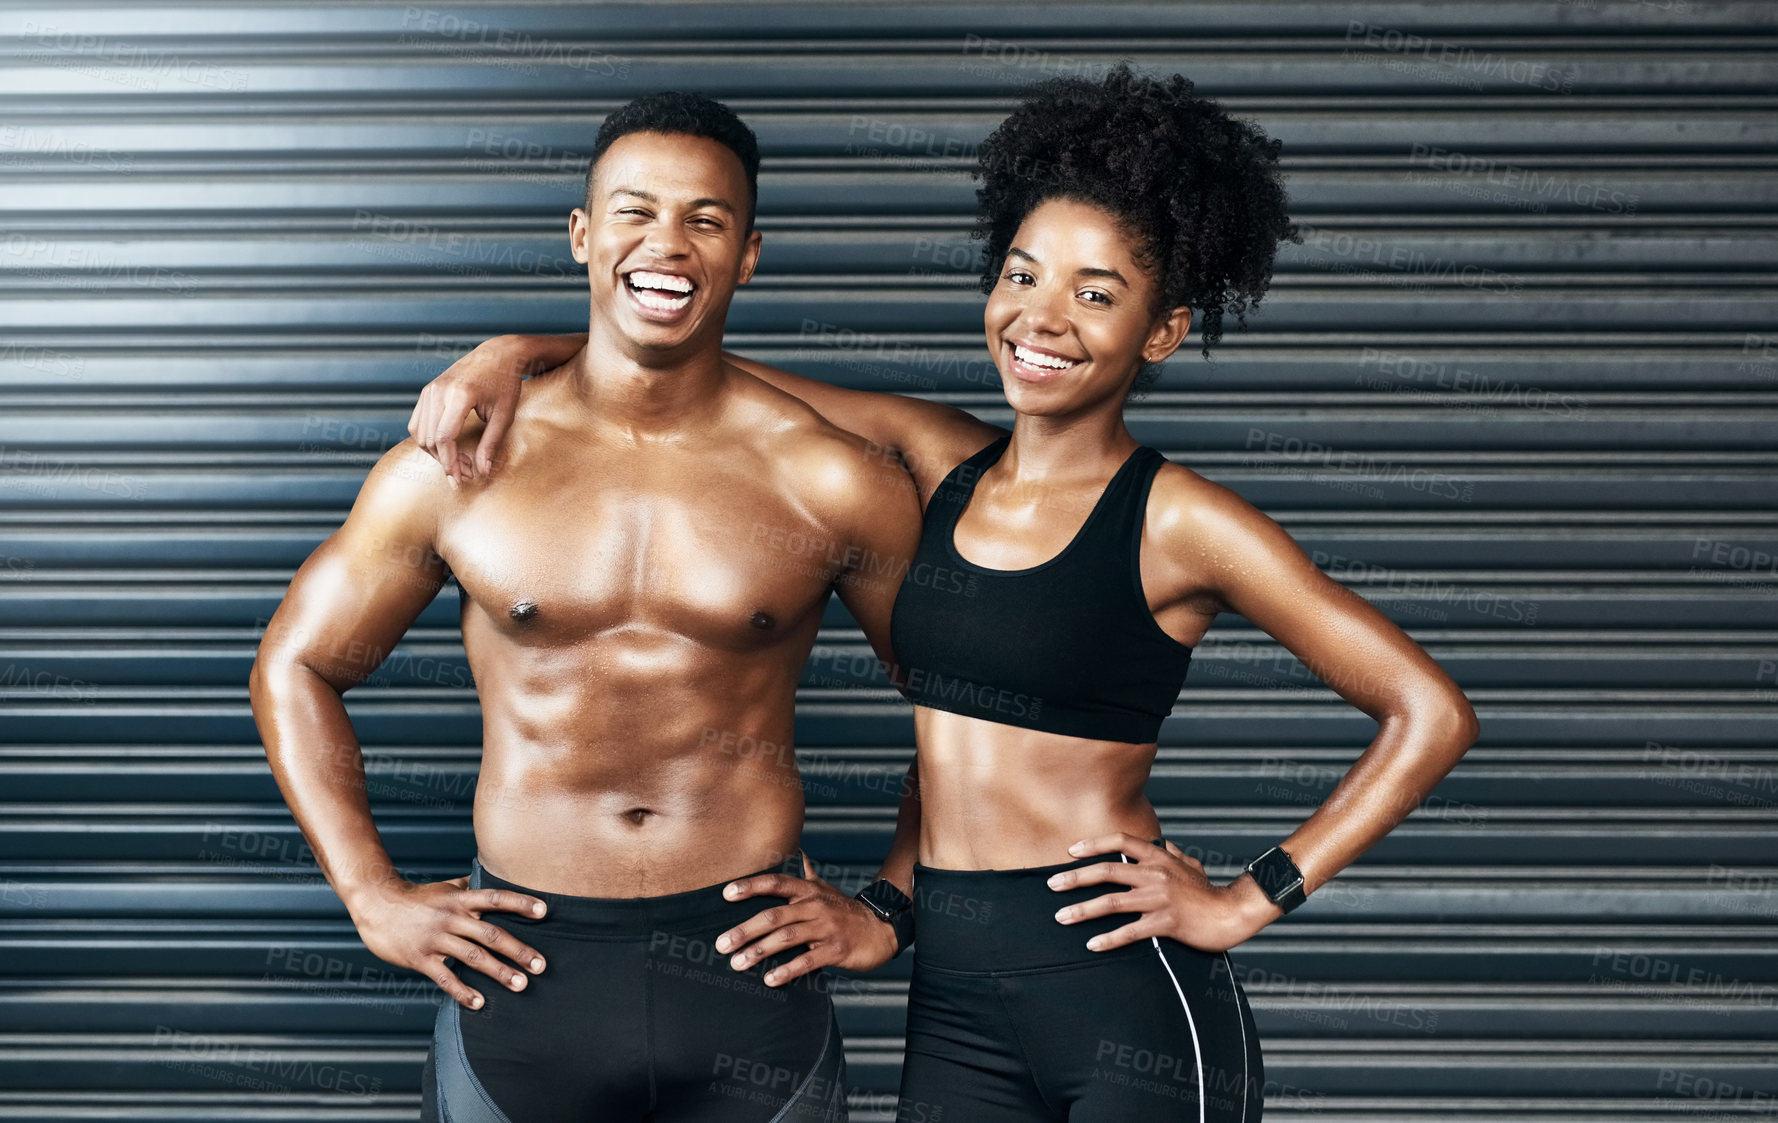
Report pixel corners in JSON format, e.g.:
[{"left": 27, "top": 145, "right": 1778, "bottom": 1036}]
[{"left": 854, "top": 879, "right": 915, "bottom": 955}]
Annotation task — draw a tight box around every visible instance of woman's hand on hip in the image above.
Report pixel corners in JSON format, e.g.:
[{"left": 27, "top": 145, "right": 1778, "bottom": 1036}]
[{"left": 1047, "top": 833, "right": 1281, "bottom": 953}]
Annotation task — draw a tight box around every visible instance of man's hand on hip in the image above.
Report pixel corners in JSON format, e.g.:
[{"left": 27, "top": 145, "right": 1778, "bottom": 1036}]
[{"left": 348, "top": 875, "right": 551, "bottom": 1010}]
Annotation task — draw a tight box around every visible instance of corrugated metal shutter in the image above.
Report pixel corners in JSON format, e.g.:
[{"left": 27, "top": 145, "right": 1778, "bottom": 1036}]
[{"left": 2, "top": 2, "right": 1775, "bottom": 1118}]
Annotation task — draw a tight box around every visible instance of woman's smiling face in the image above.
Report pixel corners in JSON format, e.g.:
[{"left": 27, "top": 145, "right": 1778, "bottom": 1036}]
[{"left": 983, "top": 197, "right": 1191, "bottom": 418}]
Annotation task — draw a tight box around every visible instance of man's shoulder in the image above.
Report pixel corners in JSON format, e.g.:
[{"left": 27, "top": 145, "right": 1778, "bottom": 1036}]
[
  {"left": 365, "top": 437, "right": 455, "bottom": 499},
  {"left": 730, "top": 376, "right": 910, "bottom": 508},
  {"left": 730, "top": 369, "right": 883, "bottom": 464},
  {"left": 366, "top": 436, "right": 471, "bottom": 517},
  {"left": 317, "top": 438, "right": 455, "bottom": 556}
]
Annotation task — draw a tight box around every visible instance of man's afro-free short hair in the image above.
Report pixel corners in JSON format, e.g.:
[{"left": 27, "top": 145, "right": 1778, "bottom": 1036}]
[
  {"left": 587, "top": 91, "right": 761, "bottom": 230},
  {"left": 972, "top": 64, "right": 1297, "bottom": 360}
]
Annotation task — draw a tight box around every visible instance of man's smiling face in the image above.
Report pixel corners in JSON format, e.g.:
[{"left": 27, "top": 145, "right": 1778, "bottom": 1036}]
[{"left": 570, "top": 130, "right": 762, "bottom": 361}]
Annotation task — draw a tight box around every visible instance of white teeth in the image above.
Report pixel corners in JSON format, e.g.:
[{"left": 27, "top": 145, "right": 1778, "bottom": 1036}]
[
  {"left": 1012, "top": 344, "right": 1078, "bottom": 370},
  {"left": 625, "top": 269, "right": 694, "bottom": 313},
  {"left": 628, "top": 270, "right": 694, "bottom": 294},
  {"left": 630, "top": 287, "right": 691, "bottom": 311}
]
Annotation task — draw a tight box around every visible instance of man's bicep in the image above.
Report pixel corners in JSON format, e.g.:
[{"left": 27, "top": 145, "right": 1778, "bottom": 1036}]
[{"left": 257, "top": 446, "right": 450, "bottom": 691}]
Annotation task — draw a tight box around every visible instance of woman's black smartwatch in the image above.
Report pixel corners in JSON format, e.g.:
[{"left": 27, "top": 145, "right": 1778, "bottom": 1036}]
[
  {"left": 854, "top": 878, "right": 915, "bottom": 955},
  {"left": 1242, "top": 845, "right": 1308, "bottom": 914}
]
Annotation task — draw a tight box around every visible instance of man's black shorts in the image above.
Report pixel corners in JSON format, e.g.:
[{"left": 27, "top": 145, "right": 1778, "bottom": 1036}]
[{"left": 420, "top": 854, "right": 848, "bottom": 1122}]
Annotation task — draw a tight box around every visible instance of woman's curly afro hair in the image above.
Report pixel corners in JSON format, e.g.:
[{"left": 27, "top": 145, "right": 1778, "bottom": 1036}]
[{"left": 972, "top": 64, "right": 1298, "bottom": 371}]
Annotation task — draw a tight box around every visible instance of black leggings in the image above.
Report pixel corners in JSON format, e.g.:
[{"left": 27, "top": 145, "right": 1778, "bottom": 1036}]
[
  {"left": 420, "top": 855, "right": 848, "bottom": 1122},
  {"left": 898, "top": 847, "right": 1264, "bottom": 1122}
]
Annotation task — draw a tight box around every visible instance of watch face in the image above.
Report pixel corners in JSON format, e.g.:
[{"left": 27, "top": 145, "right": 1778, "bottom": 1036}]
[{"left": 1249, "top": 849, "right": 1304, "bottom": 900}]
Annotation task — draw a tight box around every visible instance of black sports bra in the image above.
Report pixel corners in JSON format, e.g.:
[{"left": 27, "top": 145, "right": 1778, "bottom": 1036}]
[{"left": 888, "top": 435, "right": 1194, "bottom": 744}]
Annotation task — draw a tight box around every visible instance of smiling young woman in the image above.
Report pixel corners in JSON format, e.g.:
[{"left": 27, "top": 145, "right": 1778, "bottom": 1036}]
[{"left": 409, "top": 65, "right": 1479, "bottom": 1123}]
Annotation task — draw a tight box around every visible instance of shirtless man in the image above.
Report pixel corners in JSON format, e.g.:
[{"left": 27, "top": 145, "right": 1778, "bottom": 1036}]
[{"left": 248, "top": 92, "right": 923, "bottom": 1122}]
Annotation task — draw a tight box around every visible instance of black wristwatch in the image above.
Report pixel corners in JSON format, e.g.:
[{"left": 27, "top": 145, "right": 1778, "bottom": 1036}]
[
  {"left": 1243, "top": 845, "right": 1308, "bottom": 914},
  {"left": 854, "top": 878, "right": 915, "bottom": 956}
]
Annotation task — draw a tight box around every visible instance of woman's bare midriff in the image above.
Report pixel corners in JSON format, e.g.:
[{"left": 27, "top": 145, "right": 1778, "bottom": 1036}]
[{"left": 913, "top": 706, "right": 1163, "bottom": 871}]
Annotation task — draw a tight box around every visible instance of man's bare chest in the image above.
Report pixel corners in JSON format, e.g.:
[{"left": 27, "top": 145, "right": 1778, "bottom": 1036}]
[{"left": 436, "top": 461, "right": 850, "bottom": 646}]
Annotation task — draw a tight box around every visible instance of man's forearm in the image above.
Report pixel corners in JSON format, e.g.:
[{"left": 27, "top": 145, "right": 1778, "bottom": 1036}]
[{"left": 250, "top": 660, "right": 403, "bottom": 914}]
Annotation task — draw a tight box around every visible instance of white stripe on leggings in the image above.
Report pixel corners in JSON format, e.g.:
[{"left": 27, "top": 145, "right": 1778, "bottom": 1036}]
[
  {"left": 1225, "top": 951, "right": 1247, "bottom": 1123},
  {"left": 1119, "top": 852, "right": 1205, "bottom": 1123}
]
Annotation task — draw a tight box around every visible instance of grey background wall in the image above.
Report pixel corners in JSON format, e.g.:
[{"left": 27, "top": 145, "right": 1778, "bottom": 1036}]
[{"left": 2, "top": 1, "right": 1776, "bottom": 1119}]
